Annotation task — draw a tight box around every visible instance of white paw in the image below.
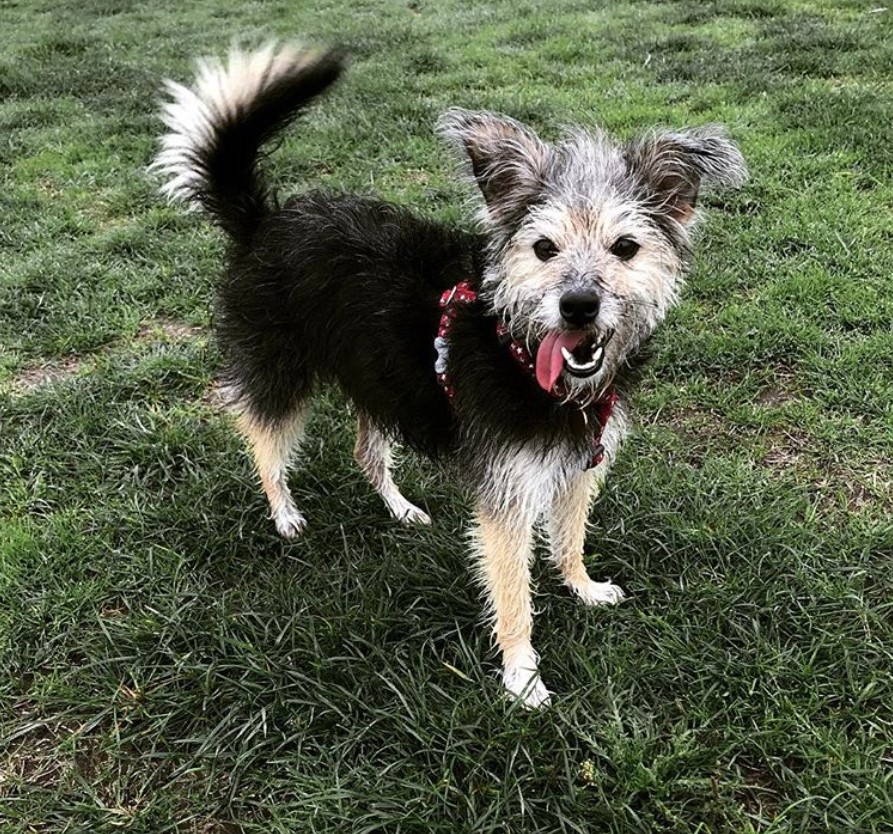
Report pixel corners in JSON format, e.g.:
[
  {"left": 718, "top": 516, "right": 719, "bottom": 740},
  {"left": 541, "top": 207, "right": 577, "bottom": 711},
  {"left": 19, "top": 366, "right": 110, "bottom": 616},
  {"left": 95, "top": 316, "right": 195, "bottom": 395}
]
[
  {"left": 503, "top": 664, "right": 552, "bottom": 710},
  {"left": 272, "top": 505, "right": 307, "bottom": 538},
  {"left": 573, "top": 580, "right": 626, "bottom": 607},
  {"left": 389, "top": 499, "right": 432, "bottom": 526}
]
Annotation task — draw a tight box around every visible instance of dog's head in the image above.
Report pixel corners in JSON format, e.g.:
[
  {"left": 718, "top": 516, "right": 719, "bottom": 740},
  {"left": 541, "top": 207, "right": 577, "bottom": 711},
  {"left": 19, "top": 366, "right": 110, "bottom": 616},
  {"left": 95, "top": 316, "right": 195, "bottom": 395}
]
[{"left": 438, "top": 109, "right": 746, "bottom": 398}]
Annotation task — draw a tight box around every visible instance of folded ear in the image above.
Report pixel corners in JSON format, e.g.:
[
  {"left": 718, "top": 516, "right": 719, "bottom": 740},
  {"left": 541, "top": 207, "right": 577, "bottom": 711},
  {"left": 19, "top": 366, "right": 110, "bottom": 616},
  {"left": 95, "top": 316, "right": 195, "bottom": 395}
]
[
  {"left": 625, "top": 125, "right": 747, "bottom": 223},
  {"left": 436, "top": 108, "right": 551, "bottom": 225}
]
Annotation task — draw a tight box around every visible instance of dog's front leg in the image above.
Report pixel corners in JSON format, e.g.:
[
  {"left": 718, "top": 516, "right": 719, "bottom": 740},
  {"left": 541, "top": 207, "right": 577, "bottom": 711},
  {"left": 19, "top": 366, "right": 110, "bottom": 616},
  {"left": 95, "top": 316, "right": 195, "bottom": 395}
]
[
  {"left": 472, "top": 507, "right": 551, "bottom": 708},
  {"left": 546, "top": 470, "right": 625, "bottom": 606}
]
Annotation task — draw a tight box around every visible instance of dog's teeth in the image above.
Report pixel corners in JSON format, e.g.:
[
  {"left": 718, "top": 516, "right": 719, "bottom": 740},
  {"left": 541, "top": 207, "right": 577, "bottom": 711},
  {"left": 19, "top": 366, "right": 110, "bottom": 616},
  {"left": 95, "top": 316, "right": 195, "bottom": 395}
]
[
  {"left": 560, "top": 340, "right": 606, "bottom": 375},
  {"left": 565, "top": 356, "right": 597, "bottom": 372}
]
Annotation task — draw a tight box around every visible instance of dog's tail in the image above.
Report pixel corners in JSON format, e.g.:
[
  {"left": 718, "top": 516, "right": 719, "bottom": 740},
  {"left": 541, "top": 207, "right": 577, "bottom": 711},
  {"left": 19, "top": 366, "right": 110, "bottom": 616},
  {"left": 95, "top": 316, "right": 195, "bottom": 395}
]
[{"left": 152, "top": 43, "right": 345, "bottom": 243}]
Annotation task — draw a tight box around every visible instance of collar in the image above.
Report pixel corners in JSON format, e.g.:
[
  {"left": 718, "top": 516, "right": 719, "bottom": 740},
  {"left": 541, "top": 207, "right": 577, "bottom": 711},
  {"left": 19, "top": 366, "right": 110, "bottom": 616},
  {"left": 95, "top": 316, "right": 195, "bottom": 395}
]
[{"left": 435, "top": 280, "right": 617, "bottom": 468}]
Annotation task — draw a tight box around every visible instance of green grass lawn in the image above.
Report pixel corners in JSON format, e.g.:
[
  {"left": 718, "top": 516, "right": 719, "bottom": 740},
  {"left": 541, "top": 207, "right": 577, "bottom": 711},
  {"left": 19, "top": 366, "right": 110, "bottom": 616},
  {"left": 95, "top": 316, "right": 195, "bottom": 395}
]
[{"left": 2, "top": 0, "right": 892, "bottom": 831}]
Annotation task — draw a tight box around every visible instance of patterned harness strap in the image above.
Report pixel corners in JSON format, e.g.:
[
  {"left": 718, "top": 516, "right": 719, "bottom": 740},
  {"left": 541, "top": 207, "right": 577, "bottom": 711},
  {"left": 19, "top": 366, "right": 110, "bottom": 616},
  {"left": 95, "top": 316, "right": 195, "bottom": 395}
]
[
  {"left": 435, "top": 281, "right": 617, "bottom": 469},
  {"left": 434, "top": 280, "right": 478, "bottom": 404}
]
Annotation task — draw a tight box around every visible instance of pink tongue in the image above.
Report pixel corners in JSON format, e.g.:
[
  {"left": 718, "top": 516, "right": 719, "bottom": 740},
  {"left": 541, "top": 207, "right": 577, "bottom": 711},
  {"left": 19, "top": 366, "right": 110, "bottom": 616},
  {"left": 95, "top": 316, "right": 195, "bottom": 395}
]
[{"left": 535, "top": 331, "right": 588, "bottom": 392}]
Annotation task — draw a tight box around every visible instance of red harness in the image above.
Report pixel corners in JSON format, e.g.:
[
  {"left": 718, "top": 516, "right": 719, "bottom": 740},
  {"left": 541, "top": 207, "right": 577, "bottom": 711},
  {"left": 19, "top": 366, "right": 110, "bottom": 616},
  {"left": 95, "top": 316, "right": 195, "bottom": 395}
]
[{"left": 436, "top": 280, "right": 617, "bottom": 468}]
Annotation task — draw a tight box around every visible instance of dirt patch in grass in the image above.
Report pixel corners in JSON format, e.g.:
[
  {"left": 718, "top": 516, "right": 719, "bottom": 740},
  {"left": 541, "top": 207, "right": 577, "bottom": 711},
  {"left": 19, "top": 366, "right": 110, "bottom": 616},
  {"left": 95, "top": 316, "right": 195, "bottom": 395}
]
[
  {"left": 661, "top": 403, "right": 891, "bottom": 519},
  {"left": 0, "top": 711, "right": 77, "bottom": 796},
  {"left": 1, "top": 714, "right": 241, "bottom": 831},
  {"left": 736, "top": 761, "right": 783, "bottom": 824},
  {"left": 11, "top": 355, "right": 85, "bottom": 393},
  {"left": 756, "top": 386, "right": 793, "bottom": 407},
  {"left": 193, "top": 820, "right": 246, "bottom": 834},
  {"left": 760, "top": 429, "right": 812, "bottom": 469},
  {"left": 663, "top": 404, "right": 738, "bottom": 449},
  {"left": 816, "top": 463, "right": 893, "bottom": 517},
  {"left": 135, "top": 317, "right": 205, "bottom": 343},
  {"left": 762, "top": 432, "right": 892, "bottom": 518},
  {"left": 8, "top": 317, "right": 205, "bottom": 395},
  {"left": 754, "top": 365, "right": 812, "bottom": 406}
]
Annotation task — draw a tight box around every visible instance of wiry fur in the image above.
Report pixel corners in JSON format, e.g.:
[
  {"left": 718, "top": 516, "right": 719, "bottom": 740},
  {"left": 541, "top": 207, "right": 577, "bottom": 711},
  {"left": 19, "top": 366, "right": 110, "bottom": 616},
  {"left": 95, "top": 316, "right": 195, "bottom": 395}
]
[{"left": 154, "top": 43, "right": 747, "bottom": 708}]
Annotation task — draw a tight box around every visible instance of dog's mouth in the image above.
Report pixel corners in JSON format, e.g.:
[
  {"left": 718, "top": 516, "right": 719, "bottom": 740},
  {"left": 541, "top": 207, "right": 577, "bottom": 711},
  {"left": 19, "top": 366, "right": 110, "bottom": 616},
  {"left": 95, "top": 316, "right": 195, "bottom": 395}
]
[
  {"left": 535, "top": 330, "right": 613, "bottom": 392},
  {"left": 562, "top": 331, "right": 613, "bottom": 377}
]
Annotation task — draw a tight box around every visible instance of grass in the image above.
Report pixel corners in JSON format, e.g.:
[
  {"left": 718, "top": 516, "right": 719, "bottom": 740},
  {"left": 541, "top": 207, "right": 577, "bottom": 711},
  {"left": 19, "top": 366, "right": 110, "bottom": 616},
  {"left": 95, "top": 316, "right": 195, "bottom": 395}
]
[{"left": 1, "top": 0, "right": 892, "bottom": 831}]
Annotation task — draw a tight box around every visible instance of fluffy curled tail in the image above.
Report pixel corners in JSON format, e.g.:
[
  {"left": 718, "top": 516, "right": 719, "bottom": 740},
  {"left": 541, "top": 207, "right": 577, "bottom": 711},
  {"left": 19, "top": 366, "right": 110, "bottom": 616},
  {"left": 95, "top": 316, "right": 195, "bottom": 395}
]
[{"left": 152, "top": 43, "right": 345, "bottom": 242}]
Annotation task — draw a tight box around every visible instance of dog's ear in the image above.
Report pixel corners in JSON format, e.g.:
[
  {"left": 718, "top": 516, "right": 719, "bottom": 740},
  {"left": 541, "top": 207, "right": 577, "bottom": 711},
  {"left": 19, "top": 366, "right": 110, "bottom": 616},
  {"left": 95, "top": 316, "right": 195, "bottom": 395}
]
[
  {"left": 437, "top": 108, "right": 551, "bottom": 225},
  {"left": 625, "top": 126, "right": 747, "bottom": 223}
]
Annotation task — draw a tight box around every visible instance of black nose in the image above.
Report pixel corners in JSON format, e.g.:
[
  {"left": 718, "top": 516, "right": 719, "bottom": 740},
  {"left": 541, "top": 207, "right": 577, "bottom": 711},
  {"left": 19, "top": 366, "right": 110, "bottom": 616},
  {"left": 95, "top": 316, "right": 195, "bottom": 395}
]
[{"left": 559, "top": 289, "right": 600, "bottom": 327}]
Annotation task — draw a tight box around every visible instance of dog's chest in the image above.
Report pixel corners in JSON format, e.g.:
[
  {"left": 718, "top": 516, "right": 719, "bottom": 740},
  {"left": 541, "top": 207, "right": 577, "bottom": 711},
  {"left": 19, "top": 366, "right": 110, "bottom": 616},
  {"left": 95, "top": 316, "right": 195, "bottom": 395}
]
[
  {"left": 479, "top": 436, "right": 589, "bottom": 517},
  {"left": 468, "top": 398, "right": 628, "bottom": 518}
]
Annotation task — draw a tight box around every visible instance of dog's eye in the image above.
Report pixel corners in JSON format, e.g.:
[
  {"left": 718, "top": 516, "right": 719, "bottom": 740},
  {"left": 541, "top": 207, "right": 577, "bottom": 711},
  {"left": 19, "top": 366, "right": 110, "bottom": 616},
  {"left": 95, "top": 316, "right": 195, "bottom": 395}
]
[
  {"left": 533, "top": 238, "right": 559, "bottom": 261},
  {"left": 610, "top": 237, "right": 640, "bottom": 261}
]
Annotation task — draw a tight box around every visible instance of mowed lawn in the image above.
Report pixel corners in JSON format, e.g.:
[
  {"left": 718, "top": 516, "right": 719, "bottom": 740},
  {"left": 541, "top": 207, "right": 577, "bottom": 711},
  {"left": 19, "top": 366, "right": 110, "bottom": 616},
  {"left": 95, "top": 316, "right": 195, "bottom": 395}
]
[{"left": 2, "top": 0, "right": 892, "bottom": 831}]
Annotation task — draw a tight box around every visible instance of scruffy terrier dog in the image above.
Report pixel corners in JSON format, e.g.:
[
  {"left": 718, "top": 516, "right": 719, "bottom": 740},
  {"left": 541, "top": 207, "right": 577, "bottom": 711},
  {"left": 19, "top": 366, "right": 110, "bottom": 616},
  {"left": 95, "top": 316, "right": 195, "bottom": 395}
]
[{"left": 153, "top": 43, "right": 746, "bottom": 707}]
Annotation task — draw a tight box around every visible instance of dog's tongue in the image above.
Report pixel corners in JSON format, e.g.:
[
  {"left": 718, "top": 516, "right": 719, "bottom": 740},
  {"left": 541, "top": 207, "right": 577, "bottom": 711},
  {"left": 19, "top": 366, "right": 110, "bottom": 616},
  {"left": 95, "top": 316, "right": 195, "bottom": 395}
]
[{"left": 535, "top": 331, "right": 588, "bottom": 392}]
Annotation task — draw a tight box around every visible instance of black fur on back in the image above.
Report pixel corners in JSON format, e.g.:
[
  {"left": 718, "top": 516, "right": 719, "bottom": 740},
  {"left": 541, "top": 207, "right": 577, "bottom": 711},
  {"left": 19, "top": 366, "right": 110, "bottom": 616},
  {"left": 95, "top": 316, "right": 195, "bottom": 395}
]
[{"left": 217, "top": 191, "right": 477, "bottom": 456}]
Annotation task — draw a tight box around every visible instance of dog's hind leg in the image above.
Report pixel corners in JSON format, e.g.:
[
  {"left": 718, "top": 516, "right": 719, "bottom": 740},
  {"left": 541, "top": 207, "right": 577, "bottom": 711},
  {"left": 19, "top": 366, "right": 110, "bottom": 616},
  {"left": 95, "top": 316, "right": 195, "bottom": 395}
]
[
  {"left": 354, "top": 413, "right": 431, "bottom": 525},
  {"left": 546, "top": 470, "right": 625, "bottom": 605},
  {"left": 238, "top": 407, "right": 309, "bottom": 538}
]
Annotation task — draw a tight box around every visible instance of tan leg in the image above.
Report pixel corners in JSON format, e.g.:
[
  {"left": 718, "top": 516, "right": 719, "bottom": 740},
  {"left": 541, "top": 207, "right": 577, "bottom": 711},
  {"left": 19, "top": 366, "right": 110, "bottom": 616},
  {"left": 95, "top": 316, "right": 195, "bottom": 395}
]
[
  {"left": 238, "top": 408, "right": 308, "bottom": 538},
  {"left": 354, "top": 413, "right": 430, "bottom": 525},
  {"left": 546, "top": 471, "right": 624, "bottom": 606},
  {"left": 472, "top": 508, "right": 550, "bottom": 708}
]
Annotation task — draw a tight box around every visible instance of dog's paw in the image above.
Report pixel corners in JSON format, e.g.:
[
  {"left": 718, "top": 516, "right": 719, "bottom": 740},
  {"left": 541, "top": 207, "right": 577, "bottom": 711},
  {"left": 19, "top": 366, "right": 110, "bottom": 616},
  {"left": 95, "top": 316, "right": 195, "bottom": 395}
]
[
  {"left": 503, "top": 665, "right": 552, "bottom": 710},
  {"left": 272, "top": 505, "right": 307, "bottom": 538},
  {"left": 399, "top": 504, "right": 432, "bottom": 525},
  {"left": 573, "top": 579, "right": 625, "bottom": 607},
  {"left": 387, "top": 498, "right": 432, "bottom": 526}
]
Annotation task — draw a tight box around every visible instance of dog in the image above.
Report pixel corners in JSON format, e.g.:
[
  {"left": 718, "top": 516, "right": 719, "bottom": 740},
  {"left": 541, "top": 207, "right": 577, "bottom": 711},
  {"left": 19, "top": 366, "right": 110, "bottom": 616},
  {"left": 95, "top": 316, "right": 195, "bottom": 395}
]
[{"left": 152, "top": 43, "right": 746, "bottom": 708}]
